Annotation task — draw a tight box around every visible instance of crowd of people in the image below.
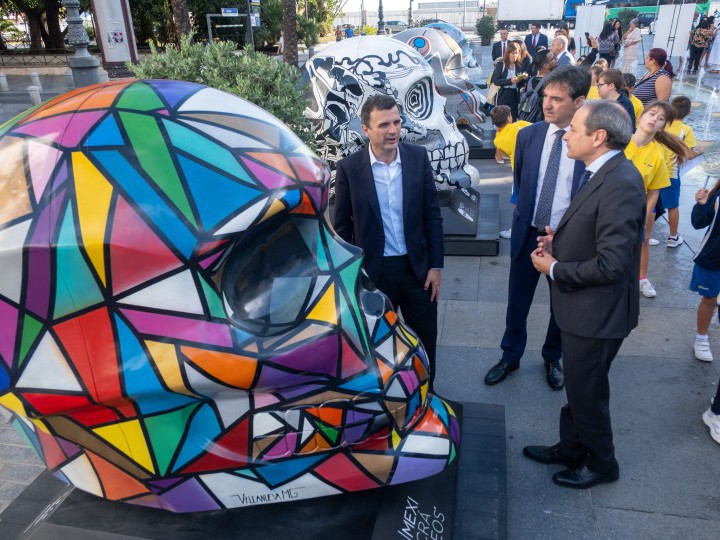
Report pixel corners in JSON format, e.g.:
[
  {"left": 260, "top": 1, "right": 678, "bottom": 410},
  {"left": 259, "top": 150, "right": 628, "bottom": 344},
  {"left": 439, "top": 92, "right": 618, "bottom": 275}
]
[{"left": 487, "top": 23, "right": 720, "bottom": 467}]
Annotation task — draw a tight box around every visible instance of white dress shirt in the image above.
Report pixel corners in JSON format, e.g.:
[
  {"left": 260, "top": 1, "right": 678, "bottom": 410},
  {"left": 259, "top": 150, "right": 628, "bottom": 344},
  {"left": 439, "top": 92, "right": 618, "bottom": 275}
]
[
  {"left": 549, "top": 149, "right": 622, "bottom": 280},
  {"left": 533, "top": 123, "right": 575, "bottom": 231},
  {"left": 369, "top": 147, "right": 408, "bottom": 257}
]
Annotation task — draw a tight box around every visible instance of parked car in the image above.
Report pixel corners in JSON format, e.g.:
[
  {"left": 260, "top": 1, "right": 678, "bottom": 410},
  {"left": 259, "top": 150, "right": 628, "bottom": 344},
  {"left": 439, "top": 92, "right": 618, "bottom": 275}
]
[
  {"left": 384, "top": 20, "right": 409, "bottom": 34},
  {"left": 636, "top": 12, "right": 655, "bottom": 29}
]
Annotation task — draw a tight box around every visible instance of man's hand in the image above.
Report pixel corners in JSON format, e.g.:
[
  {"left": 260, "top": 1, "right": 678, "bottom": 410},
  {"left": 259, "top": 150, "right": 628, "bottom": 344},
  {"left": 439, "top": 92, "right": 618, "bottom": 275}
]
[
  {"left": 536, "top": 226, "right": 554, "bottom": 256},
  {"left": 425, "top": 269, "right": 441, "bottom": 302},
  {"left": 531, "top": 247, "right": 556, "bottom": 276}
]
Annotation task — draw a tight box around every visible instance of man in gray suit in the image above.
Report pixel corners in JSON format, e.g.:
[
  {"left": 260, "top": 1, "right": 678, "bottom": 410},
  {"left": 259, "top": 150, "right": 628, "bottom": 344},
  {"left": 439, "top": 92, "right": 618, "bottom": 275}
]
[
  {"left": 552, "top": 35, "right": 575, "bottom": 66},
  {"left": 523, "top": 100, "right": 646, "bottom": 489}
]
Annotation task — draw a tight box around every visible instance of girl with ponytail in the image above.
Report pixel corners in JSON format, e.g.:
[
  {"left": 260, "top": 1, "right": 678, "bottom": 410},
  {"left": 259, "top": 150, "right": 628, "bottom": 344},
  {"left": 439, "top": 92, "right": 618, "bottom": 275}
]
[{"left": 625, "top": 101, "right": 691, "bottom": 298}]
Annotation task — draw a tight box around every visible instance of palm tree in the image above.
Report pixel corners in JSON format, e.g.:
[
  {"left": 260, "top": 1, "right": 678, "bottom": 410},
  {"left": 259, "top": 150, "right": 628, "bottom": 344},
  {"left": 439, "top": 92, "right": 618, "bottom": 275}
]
[{"left": 282, "top": 0, "right": 299, "bottom": 66}]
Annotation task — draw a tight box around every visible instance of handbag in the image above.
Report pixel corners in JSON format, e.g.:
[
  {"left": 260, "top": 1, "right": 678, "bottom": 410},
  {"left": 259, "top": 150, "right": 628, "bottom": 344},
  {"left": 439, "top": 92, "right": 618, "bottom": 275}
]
[{"left": 486, "top": 82, "right": 501, "bottom": 106}]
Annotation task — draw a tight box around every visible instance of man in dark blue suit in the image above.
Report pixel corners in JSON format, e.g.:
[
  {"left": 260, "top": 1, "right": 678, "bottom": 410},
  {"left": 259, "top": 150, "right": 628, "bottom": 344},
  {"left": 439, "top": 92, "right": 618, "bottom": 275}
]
[
  {"left": 484, "top": 66, "right": 590, "bottom": 390},
  {"left": 524, "top": 23, "right": 549, "bottom": 57},
  {"left": 333, "top": 95, "right": 444, "bottom": 387}
]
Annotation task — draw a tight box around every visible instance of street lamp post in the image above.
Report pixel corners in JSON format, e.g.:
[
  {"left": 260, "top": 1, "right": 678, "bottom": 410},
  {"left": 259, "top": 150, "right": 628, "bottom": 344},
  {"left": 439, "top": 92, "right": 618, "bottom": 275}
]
[
  {"left": 62, "top": 0, "right": 102, "bottom": 87},
  {"left": 409, "top": 0, "right": 413, "bottom": 27},
  {"left": 378, "top": 0, "right": 385, "bottom": 34}
]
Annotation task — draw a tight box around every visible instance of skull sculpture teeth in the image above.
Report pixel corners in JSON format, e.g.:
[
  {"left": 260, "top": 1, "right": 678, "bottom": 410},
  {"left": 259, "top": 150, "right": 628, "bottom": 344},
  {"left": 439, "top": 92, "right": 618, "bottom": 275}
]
[
  {"left": 0, "top": 80, "right": 459, "bottom": 512},
  {"left": 304, "top": 35, "right": 479, "bottom": 189}
]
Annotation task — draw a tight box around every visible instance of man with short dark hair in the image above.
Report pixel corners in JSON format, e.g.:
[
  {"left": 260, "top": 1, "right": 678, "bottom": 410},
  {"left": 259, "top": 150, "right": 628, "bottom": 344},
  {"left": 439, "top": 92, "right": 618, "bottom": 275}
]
[
  {"left": 526, "top": 100, "right": 645, "bottom": 489},
  {"left": 333, "top": 95, "right": 444, "bottom": 388},
  {"left": 484, "top": 66, "right": 589, "bottom": 390},
  {"left": 525, "top": 23, "right": 549, "bottom": 57},
  {"left": 493, "top": 28, "right": 510, "bottom": 61}
]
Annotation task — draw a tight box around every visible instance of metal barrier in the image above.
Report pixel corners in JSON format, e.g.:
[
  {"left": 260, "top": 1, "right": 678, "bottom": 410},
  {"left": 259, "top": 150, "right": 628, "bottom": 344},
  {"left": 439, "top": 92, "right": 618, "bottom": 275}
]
[{"left": 0, "top": 48, "right": 87, "bottom": 66}]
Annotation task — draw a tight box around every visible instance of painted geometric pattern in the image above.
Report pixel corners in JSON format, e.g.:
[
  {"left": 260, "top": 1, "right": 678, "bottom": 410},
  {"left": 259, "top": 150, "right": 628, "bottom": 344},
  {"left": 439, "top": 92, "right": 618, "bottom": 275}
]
[{"left": 0, "top": 80, "right": 459, "bottom": 512}]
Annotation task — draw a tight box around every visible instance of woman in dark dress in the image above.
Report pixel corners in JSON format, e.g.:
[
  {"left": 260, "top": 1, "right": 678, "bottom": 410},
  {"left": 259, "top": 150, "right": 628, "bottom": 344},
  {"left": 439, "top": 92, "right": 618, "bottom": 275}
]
[
  {"left": 491, "top": 42, "right": 525, "bottom": 120},
  {"left": 612, "top": 19, "right": 623, "bottom": 67}
]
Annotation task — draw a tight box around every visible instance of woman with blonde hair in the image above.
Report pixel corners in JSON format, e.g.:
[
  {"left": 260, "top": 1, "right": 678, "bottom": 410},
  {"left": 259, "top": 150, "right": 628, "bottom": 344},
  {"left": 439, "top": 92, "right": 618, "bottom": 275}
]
[{"left": 625, "top": 101, "right": 690, "bottom": 298}]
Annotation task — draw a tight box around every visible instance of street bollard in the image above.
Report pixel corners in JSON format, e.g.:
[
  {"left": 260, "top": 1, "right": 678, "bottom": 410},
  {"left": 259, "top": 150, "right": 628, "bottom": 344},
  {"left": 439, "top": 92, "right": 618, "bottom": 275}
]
[
  {"left": 0, "top": 72, "right": 8, "bottom": 92},
  {"left": 65, "top": 70, "right": 75, "bottom": 89},
  {"left": 28, "top": 86, "right": 41, "bottom": 106},
  {"left": 29, "top": 72, "right": 42, "bottom": 92}
]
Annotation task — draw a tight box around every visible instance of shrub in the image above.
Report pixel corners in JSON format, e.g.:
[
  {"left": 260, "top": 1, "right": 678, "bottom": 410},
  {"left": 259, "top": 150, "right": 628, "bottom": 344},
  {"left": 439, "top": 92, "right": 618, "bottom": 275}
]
[
  {"left": 361, "top": 25, "right": 377, "bottom": 36},
  {"left": 129, "top": 35, "right": 315, "bottom": 148},
  {"left": 475, "top": 16, "right": 495, "bottom": 39},
  {"left": 298, "top": 17, "right": 320, "bottom": 47}
]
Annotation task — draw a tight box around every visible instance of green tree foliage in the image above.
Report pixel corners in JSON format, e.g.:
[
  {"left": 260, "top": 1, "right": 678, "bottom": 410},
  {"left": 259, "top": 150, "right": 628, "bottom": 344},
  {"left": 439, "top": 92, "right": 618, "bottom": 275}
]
[
  {"left": 129, "top": 35, "right": 314, "bottom": 148},
  {"left": 615, "top": 9, "right": 640, "bottom": 33}
]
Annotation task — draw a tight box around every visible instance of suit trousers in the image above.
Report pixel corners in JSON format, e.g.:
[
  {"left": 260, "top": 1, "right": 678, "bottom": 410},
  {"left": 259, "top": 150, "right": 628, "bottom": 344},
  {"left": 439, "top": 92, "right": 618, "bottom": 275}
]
[
  {"left": 376, "top": 256, "right": 438, "bottom": 387},
  {"left": 500, "top": 227, "right": 562, "bottom": 365},
  {"left": 558, "top": 330, "right": 623, "bottom": 474}
]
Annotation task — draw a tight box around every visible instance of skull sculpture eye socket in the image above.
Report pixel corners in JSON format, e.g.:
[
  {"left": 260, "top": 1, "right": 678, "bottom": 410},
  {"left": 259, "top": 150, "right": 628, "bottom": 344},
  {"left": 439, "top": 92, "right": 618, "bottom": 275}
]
[
  {"left": 404, "top": 76, "right": 433, "bottom": 121},
  {"left": 221, "top": 218, "right": 320, "bottom": 337}
]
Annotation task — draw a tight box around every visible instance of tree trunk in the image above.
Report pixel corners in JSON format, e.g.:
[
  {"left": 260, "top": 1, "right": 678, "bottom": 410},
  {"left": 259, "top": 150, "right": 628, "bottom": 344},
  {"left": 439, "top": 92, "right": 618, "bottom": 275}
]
[
  {"left": 43, "top": 1, "right": 65, "bottom": 49},
  {"left": 170, "top": 0, "right": 192, "bottom": 43},
  {"left": 26, "top": 10, "right": 44, "bottom": 50},
  {"left": 282, "top": 0, "right": 299, "bottom": 67}
]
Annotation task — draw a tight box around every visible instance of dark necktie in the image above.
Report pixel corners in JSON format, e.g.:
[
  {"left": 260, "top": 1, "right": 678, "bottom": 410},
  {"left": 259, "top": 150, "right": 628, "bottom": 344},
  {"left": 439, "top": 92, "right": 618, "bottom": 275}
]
[
  {"left": 575, "top": 169, "right": 593, "bottom": 198},
  {"left": 533, "top": 35, "right": 537, "bottom": 48},
  {"left": 533, "top": 129, "right": 566, "bottom": 230},
  {"left": 502, "top": 41, "right": 506, "bottom": 55}
]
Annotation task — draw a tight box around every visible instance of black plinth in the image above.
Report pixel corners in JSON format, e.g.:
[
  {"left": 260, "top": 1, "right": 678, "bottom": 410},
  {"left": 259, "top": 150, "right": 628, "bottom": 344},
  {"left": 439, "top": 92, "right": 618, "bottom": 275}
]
[
  {"left": 1, "top": 403, "right": 506, "bottom": 540},
  {"left": 440, "top": 189, "right": 500, "bottom": 257},
  {"left": 459, "top": 125, "right": 496, "bottom": 160}
]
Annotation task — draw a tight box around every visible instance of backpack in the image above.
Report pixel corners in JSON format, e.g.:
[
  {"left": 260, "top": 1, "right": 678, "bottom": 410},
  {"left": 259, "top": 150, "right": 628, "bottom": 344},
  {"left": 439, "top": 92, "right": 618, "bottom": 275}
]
[{"left": 518, "top": 77, "right": 545, "bottom": 123}]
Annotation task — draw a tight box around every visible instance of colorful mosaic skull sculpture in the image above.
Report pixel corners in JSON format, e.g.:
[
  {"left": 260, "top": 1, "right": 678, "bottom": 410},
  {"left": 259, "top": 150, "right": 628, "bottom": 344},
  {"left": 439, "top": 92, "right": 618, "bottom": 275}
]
[
  {"left": 304, "top": 35, "right": 479, "bottom": 189},
  {"left": 395, "top": 28, "right": 486, "bottom": 127},
  {"left": 425, "top": 22, "right": 478, "bottom": 69},
  {"left": 0, "top": 80, "right": 460, "bottom": 512}
]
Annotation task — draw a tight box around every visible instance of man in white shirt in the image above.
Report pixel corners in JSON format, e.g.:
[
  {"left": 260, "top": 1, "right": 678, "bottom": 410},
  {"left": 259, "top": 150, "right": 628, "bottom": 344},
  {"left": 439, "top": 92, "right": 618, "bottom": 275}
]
[{"left": 483, "top": 66, "right": 589, "bottom": 390}]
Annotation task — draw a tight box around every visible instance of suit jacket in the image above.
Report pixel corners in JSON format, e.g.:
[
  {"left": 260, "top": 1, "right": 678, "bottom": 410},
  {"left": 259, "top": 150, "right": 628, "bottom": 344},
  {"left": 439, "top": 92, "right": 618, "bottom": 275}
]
[
  {"left": 492, "top": 40, "right": 509, "bottom": 61},
  {"left": 332, "top": 142, "right": 444, "bottom": 284},
  {"left": 556, "top": 50, "right": 576, "bottom": 66},
  {"left": 524, "top": 32, "right": 549, "bottom": 57},
  {"left": 510, "top": 122, "right": 585, "bottom": 261},
  {"left": 550, "top": 152, "right": 646, "bottom": 339}
]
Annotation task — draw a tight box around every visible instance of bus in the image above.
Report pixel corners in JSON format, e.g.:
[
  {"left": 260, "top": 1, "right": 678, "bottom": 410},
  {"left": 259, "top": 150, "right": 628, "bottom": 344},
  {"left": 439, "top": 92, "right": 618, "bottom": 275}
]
[
  {"left": 603, "top": 1, "right": 711, "bottom": 20},
  {"left": 564, "top": 1, "right": 712, "bottom": 27}
]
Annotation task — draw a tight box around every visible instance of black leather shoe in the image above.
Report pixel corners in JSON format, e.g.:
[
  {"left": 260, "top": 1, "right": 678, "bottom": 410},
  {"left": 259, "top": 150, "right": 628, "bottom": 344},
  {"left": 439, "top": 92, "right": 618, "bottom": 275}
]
[
  {"left": 552, "top": 465, "right": 619, "bottom": 489},
  {"left": 484, "top": 361, "right": 519, "bottom": 385},
  {"left": 522, "top": 444, "right": 584, "bottom": 467},
  {"left": 545, "top": 361, "right": 564, "bottom": 391}
]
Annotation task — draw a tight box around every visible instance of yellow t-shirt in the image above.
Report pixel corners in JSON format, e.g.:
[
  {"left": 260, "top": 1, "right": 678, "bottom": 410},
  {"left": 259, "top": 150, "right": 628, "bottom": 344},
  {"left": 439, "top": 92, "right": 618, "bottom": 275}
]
[
  {"left": 494, "top": 120, "right": 532, "bottom": 170},
  {"left": 629, "top": 94, "right": 644, "bottom": 121},
  {"left": 665, "top": 120, "right": 697, "bottom": 147},
  {"left": 625, "top": 139, "right": 671, "bottom": 192},
  {"left": 663, "top": 121, "right": 696, "bottom": 179},
  {"left": 586, "top": 85, "right": 600, "bottom": 100}
]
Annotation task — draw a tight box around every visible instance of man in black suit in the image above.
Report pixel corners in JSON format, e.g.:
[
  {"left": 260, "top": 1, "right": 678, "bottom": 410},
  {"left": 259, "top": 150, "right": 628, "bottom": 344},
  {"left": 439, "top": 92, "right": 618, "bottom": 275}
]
[
  {"left": 492, "top": 28, "right": 510, "bottom": 61},
  {"left": 526, "top": 100, "right": 645, "bottom": 488},
  {"left": 524, "top": 22, "right": 549, "bottom": 57},
  {"left": 483, "top": 66, "right": 588, "bottom": 390},
  {"left": 333, "top": 95, "right": 444, "bottom": 387}
]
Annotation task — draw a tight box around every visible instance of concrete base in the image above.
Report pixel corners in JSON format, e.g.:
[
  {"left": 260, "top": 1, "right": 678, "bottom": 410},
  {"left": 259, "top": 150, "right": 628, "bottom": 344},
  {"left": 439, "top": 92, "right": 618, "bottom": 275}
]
[
  {"left": 0, "top": 403, "right": 507, "bottom": 540},
  {"left": 67, "top": 54, "right": 103, "bottom": 88}
]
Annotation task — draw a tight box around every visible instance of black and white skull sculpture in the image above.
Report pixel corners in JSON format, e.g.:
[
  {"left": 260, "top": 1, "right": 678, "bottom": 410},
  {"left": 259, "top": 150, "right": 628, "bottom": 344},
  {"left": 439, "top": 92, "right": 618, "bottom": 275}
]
[
  {"left": 395, "top": 28, "right": 486, "bottom": 127},
  {"left": 304, "top": 36, "right": 479, "bottom": 189}
]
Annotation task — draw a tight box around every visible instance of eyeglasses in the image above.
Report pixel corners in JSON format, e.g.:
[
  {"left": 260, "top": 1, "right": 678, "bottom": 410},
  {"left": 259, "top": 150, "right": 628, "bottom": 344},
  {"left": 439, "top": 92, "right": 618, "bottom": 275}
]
[{"left": 597, "top": 82, "right": 612, "bottom": 87}]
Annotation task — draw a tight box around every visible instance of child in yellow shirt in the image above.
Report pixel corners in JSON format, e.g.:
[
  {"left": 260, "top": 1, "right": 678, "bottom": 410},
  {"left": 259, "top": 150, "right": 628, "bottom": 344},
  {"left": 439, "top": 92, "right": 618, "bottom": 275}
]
[
  {"left": 626, "top": 100, "right": 689, "bottom": 298},
  {"left": 623, "top": 72, "right": 644, "bottom": 122},
  {"left": 657, "top": 95, "right": 704, "bottom": 248},
  {"left": 491, "top": 105, "right": 531, "bottom": 238}
]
